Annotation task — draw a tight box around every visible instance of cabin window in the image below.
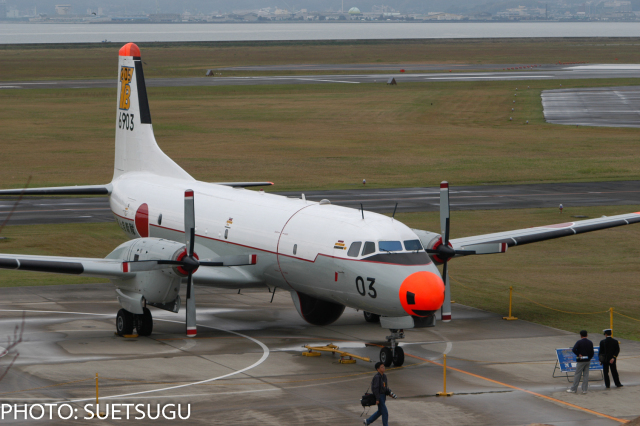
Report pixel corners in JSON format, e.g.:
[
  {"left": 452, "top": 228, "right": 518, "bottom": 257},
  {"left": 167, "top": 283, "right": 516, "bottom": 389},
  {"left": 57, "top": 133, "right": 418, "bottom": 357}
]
[
  {"left": 362, "top": 241, "right": 376, "bottom": 256},
  {"left": 293, "top": 244, "right": 297, "bottom": 255},
  {"left": 347, "top": 242, "right": 362, "bottom": 257},
  {"left": 157, "top": 213, "right": 162, "bottom": 225},
  {"left": 379, "top": 241, "right": 402, "bottom": 252},
  {"left": 224, "top": 229, "right": 229, "bottom": 240},
  {"left": 404, "top": 239, "right": 423, "bottom": 251}
]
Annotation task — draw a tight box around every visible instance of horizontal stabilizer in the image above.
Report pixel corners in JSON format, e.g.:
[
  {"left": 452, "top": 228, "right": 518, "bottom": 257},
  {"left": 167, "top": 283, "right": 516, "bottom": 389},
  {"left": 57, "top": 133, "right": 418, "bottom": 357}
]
[
  {"left": 0, "top": 184, "right": 112, "bottom": 196},
  {"left": 212, "top": 182, "right": 274, "bottom": 188}
]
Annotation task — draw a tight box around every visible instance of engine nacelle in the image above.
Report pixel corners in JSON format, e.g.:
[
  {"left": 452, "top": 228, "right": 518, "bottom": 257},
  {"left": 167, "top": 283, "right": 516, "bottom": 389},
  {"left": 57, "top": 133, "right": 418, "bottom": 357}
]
[
  {"left": 106, "top": 238, "right": 187, "bottom": 313},
  {"left": 412, "top": 228, "right": 448, "bottom": 264},
  {"left": 291, "top": 291, "right": 345, "bottom": 326}
]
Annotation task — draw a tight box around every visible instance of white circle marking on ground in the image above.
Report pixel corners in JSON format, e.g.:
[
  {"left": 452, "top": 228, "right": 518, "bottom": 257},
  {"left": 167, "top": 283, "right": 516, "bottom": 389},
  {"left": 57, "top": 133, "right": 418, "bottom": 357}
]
[{"left": 0, "top": 309, "right": 270, "bottom": 403}]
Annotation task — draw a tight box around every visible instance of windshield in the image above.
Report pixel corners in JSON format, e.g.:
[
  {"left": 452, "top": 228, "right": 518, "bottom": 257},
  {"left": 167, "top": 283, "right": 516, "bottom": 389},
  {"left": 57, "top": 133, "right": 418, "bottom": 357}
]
[
  {"left": 404, "top": 239, "right": 423, "bottom": 251},
  {"left": 378, "top": 241, "right": 403, "bottom": 252}
]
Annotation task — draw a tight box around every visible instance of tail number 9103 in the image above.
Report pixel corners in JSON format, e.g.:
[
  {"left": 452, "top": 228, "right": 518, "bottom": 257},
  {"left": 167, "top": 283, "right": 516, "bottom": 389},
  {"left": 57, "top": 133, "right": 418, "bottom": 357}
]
[
  {"left": 118, "top": 112, "right": 135, "bottom": 131},
  {"left": 356, "top": 276, "right": 377, "bottom": 298}
]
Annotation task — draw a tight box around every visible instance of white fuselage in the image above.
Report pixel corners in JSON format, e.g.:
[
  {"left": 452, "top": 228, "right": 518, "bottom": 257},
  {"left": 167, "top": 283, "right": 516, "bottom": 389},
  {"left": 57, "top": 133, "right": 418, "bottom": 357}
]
[{"left": 109, "top": 172, "right": 441, "bottom": 317}]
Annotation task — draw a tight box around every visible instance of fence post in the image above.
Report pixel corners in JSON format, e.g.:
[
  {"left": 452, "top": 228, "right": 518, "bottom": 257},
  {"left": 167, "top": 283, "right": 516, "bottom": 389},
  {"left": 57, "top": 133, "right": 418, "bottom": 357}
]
[
  {"left": 436, "top": 354, "right": 454, "bottom": 396},
  {"left": 502, "top": 286, "right": 518, "bottom": 320},
  {"left": 610, "top": 307, "right": 614, "bottom": 336}
]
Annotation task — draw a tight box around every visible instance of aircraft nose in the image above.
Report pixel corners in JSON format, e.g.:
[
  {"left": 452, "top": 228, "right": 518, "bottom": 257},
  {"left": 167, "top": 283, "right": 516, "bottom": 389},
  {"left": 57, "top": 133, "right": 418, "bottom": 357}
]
[{"left": 399, "top": 271, "right": 445, "bottom": 317}]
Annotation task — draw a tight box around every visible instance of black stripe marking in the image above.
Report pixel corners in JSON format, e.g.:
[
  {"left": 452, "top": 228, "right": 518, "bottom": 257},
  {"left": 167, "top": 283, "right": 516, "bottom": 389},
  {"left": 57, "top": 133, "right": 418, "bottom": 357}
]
[
  {"left": 134, "top": 60, "right": 152, "bottom": 124},
  {"left": 18, "top": 260, "right": 84, "bottom": 275},
  {"left": 406, "top": 291, "right": 416, "bottom": 305},
  {"left": 0, "top": 259, "right": 19, "bottom": 269},
  {"left": 362, "top": 252, "right": 432, "bottom": 265},
  {"left": 0, "top": 187, "right": 109, "bottom": 196}
]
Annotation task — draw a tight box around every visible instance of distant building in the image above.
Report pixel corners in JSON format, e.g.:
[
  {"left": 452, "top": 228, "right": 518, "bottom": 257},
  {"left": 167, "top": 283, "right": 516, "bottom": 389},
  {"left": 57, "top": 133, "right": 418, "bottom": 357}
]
[
  {"left": 55, "top": 5, "right": 71, "bottom": 15},
  {"left": 149, "top": 13, "right": 180, "bottom": 22},
  {"left": 348, "top": 7, "right": 361, "bottom": 14},
  {"left": 0, "top": 1, "right": 6, "bottom": 20}
]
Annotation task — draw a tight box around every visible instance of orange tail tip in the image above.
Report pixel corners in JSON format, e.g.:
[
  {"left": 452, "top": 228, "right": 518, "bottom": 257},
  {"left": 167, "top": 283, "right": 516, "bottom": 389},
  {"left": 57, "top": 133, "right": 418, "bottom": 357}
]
[{"left": 119, "top": 43, "right": 141, "bottom": 57}]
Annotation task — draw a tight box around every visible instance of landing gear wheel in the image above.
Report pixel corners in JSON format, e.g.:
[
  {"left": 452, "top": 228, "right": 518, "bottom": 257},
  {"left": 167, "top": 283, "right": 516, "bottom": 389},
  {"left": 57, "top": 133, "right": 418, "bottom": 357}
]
[
  {"left": 137, "top": 307, "right": 153, "bottom": 336},
  {"left": 392, "top": 346, "right": 405, "bottom": 366},
  {"left": 364, "top": 311, "right": 380, "bottom": 323},
  {"left": 380, "top": 347, "right": 393, "bottom": 367},
  {"left": 116, "top": 309, "right": 134, "bottom": 336}
]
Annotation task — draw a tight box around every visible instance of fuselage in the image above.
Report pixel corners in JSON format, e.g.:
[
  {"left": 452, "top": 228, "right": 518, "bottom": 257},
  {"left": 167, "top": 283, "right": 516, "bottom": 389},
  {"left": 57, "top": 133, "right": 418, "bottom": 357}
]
[{"left": 109, "top": 172, "right": 443, "bottom": 317}]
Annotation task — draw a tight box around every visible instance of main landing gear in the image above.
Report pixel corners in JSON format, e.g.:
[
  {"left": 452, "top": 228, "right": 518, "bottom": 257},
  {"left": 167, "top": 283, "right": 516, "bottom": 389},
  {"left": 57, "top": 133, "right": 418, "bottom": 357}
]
[
  {"left": 116, "top": 308, "right": 153, "bottom": 337},
  {"left": 379, "top": 329, "right": 405, "bottom": 367}
]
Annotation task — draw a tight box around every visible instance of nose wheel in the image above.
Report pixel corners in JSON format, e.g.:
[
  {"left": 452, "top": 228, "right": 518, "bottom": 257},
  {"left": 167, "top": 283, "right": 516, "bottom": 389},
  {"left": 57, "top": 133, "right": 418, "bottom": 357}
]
[{"left": 380, "top": 329, "right": 405, "bottom": 367}]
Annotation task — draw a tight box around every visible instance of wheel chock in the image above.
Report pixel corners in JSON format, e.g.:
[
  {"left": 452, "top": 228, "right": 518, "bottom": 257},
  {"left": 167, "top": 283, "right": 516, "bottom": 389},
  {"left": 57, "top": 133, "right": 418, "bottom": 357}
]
[
  {"left": 302, "top": 351, "right": 321, "bottom": 357},
  {"left": 339, "top": 356, "right": 357, "bottom": 364},
  {"left": 114, "top": 333, "right": 139, "bottom": 338}
]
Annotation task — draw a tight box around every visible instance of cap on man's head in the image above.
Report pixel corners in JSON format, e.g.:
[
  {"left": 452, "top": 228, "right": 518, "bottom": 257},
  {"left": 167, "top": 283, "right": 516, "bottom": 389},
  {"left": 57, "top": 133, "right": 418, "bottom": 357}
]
[
  {"left": 580, "top": 330, "right": 588, "bottom": 337},
  {"left": 375, "top": 362, "right": 384, "bottom": 370},
  {"left": 603, "top": 329, "right": 612, "bottom": 336}
]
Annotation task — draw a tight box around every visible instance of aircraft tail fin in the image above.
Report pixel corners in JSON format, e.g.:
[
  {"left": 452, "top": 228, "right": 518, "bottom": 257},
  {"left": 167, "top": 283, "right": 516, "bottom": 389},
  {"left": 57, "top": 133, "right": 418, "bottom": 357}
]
[{"left": 114, "top": 43, "right": 193, "bottom": 181}]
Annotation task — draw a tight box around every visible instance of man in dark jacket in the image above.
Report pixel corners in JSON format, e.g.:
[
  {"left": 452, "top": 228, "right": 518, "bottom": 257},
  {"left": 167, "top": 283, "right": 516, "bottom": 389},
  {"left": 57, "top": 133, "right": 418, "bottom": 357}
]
[
  {"left": 599, "top": 329, "right": 623, "bottom": 388},
  {"left": 364, "top": 362, "right": 392, "bottom": 426},
  {"left": 567, "top": 330, "right": 594, "bottom": 394}
]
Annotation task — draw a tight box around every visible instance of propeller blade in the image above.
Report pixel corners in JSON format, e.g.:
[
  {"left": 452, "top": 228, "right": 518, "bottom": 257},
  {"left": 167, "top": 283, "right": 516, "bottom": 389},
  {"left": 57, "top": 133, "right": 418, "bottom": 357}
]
[
  {"left": 444, "top": 217, "right": 451, "bottom": 246},
  {"left": 184, "top": 189, "right": 195, "bottom": 255},
  {"left": 440, "top": 181, "right": 450, "bottom": 242},
  {"left": 441, "top": 259, "right": 451, "bottom": 322},
  {"left": 186, "top": 272, "right": 196, "bottom": 337}
]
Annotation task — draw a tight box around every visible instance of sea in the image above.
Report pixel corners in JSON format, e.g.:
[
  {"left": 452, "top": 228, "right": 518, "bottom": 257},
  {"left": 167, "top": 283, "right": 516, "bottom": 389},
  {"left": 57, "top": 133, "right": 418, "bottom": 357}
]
[{"left": 1, "top": 22, "right": 640, "bottom": 44}]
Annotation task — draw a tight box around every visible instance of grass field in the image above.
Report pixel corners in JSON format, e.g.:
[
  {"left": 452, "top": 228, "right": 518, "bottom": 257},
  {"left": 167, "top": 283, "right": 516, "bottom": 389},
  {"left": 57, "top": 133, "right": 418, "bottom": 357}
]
[
  {"left": 2, "top": 78, "right": 640, "bottom": 192},
  {"left": 3, "top": 38, "right": 640, "bottom": 80},
  {"left": 1, "top": 205, "right": 638, "bottom": 340}
]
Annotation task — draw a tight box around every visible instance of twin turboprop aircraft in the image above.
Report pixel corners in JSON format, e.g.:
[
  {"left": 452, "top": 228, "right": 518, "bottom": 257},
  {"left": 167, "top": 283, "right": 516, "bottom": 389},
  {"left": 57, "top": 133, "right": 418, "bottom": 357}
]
[{"left": 2, "top": 43, "right": 640, "bottom": 367}]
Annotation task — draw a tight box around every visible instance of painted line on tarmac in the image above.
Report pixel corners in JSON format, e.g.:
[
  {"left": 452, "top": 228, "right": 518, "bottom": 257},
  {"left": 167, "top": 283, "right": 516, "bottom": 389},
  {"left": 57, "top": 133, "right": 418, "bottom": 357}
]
[
  {"left": 0, "top": 308, "right": 270, "bottom": 404},
  {"left": 405, "top": 352, "right": 628, "bottom": 424}
]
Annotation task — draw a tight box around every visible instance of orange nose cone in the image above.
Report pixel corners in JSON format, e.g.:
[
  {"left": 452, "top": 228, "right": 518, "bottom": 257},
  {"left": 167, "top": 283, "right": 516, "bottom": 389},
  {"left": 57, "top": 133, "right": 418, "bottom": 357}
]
[
  {"left": 399, "top": 271, "right": 445, "bottom": 317},
  {"left": 119, "top": 43, "right": 141, "bottom": 57}
]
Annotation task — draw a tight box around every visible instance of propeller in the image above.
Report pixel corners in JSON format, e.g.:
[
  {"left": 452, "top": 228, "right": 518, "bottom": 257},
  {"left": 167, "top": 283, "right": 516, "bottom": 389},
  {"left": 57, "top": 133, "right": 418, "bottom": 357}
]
[
  {"left": 123, "top": 189, "right": 257, "bottom": 337},
  {"left": 424, "top": 182, "right": 474, "bottom": 322}
]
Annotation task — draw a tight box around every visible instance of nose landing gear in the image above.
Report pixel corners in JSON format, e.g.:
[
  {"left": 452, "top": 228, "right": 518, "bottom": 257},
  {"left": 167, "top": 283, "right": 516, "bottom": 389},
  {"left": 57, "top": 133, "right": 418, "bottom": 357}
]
[{"left": 379, "top": 329, "right": 405, "bottom": 367}]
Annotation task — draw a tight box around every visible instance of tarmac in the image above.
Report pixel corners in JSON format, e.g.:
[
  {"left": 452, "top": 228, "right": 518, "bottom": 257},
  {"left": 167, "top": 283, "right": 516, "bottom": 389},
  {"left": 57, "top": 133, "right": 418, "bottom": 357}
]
[
  {"left": 1, "top": 64, "right": 639, "bottom": 90},
  {"left": 0, "top": 283, "right": 638, "bottom": 425},
  {"left": 542, "top": 86, "right": 640, "bottom": 128},
  {"left": 2, "top": 181, "right": 639, "bottom": 226}
]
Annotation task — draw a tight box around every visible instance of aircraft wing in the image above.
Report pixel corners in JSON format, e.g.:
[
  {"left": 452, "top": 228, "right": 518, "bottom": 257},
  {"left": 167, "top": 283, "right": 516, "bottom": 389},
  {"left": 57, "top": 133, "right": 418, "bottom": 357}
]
[
  {"left": 449, "top": 212, "right": 640, "bottom": 253},
  {"left": 0, "top": 254, "right": 126, "bottom": 279}
]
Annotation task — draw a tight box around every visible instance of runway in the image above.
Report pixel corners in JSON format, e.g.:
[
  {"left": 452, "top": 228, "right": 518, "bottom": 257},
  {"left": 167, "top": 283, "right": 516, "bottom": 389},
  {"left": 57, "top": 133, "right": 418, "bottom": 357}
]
[
  {"left": 1, "top": 181, "right": 639, "bottom": 227},
  {"left": 543, "top": 85, "right": 640, "bottom": 127},
  {"left": 1, "top": 65, "right": 639, "bottom": 90},
  {"left": 0, "top": 284, "right": 638, "bottom": 425}
]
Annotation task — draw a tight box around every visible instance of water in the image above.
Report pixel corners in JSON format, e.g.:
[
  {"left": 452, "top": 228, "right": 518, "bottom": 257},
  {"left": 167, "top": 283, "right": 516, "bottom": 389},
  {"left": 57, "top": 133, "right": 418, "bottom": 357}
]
[{"left": 1, "top": 22, "right": 640, "bottom": 44}]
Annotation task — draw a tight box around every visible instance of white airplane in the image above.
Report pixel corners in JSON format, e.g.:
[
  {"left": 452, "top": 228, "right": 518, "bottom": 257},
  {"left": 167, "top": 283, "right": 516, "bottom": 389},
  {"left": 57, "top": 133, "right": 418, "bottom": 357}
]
[{"left": 2, "top": 43, "right": 640, "bottom": 367}]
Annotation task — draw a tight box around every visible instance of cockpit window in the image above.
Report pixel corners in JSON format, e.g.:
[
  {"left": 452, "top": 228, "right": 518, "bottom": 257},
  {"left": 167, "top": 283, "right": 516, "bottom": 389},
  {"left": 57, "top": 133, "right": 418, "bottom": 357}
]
[
  {"left": 347, "top": 242, "right": 362, "bottom": 257},
  {"left": 379, "top": 241, "right": 402, "bottom": 252},
  {"left": 404, "top": 239, "right": 423, "bottom": 251},
  {"left": 362, "top": 241, "right": 376, "bottom": 256}
]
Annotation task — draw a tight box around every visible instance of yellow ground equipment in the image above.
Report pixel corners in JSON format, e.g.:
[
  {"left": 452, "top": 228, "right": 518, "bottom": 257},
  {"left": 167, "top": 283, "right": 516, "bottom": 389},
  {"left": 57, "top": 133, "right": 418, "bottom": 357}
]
[{"left": 302, "top": 343, "right": 371, "bottom": 364}]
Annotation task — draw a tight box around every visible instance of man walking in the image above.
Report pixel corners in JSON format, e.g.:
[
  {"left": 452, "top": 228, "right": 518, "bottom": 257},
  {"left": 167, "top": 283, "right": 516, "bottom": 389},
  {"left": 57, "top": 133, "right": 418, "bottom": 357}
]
[
  {"left": 599, "top": 329, "right": 623, "bottom": 389},
  {"left": 364, "top": 362, "right": 393, "bottom": 426},
  {"left": 567, "top": 330, "right": 594, "bottom": 394}
]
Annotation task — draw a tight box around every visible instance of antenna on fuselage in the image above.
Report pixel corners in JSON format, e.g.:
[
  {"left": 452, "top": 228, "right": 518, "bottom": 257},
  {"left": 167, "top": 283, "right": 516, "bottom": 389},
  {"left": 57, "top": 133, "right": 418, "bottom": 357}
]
[
  {"left": 360, "top": 203, "right": 364, "bottom": 220},
  {"left": 392, "top": 202, "right": 398, "bottom": 219},
  {"left": 302, "top": 193, "right": 306, "bottom": 202}
]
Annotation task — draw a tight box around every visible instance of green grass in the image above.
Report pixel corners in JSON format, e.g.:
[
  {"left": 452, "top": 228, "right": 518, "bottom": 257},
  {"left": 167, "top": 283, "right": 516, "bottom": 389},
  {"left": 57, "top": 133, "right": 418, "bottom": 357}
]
[
  {"left": 395, "top": 204, "right": 640, "bottom": 342},
  {"left": 3, "top": 38, "right": 640, "bottom": 81},
  {"left": 2, "top": 78, "right": 640, "bottom": 192}
]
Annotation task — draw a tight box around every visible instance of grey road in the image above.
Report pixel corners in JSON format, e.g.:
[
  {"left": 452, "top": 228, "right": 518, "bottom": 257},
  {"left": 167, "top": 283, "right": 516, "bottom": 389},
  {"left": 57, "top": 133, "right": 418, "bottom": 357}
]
[
  {"left": 1, "top": 181, "right": 639, "bottom": 227},
  {"left": 0, "top": 284, "right": 638, "bottom": 425},
  {"left": 1, "top": 65, "right": 639, "bottom": 90},
  {"left": 543, "top": 85, "right": 640, "bottom": 127}
]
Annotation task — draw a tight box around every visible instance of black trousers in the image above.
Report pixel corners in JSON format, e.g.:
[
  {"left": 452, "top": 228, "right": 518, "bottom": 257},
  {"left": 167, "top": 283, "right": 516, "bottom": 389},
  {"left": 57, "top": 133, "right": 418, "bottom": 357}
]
[{"left": 603, "top": 360, "right": 622, "bottom": 387}]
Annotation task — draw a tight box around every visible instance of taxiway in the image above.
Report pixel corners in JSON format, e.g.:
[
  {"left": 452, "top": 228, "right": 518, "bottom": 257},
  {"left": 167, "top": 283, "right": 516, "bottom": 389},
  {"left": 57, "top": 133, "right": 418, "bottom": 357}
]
[
  {"left": 0, "top": 284, "right": 638, "bottom": 425},
  {"left": 2, "top": 181, "right": 639, "bottom": 226}
]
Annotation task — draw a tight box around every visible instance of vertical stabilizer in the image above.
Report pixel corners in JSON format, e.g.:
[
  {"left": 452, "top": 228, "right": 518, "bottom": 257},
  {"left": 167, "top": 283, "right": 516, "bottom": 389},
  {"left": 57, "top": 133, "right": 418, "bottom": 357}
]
[{"left": 114, "top": 43, "right": 193, "bottom": 181}]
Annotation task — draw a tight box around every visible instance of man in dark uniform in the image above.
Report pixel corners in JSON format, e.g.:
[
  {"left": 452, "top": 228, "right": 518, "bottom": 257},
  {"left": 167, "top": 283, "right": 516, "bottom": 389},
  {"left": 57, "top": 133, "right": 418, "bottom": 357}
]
[
  {"left": 567, "top": 330, "right": 594, "bottom": 394},
  {"left": 599, "top": 329, "right": 623, "bottom": 388},
  {"left": 364, "top": 362, "right": 395, "bottom": 426}
]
